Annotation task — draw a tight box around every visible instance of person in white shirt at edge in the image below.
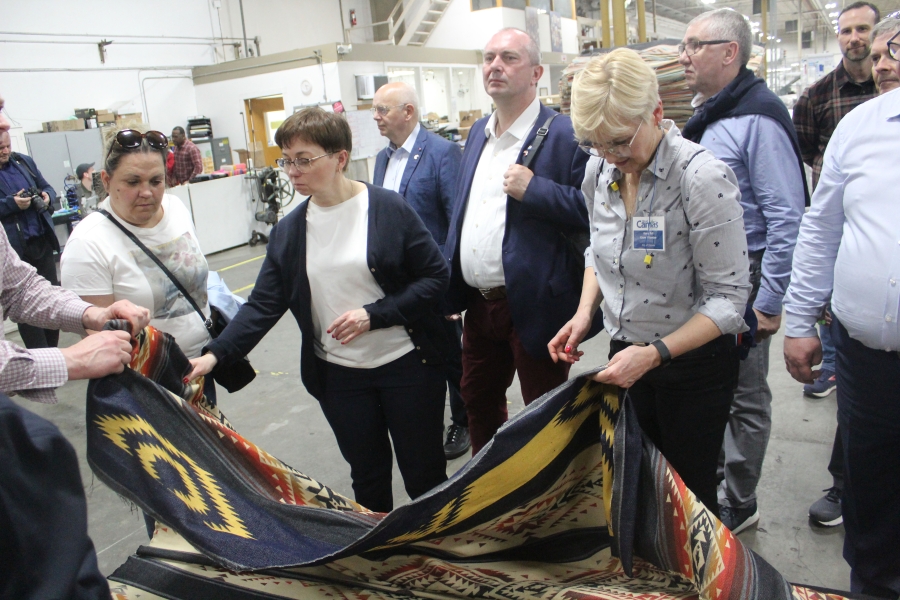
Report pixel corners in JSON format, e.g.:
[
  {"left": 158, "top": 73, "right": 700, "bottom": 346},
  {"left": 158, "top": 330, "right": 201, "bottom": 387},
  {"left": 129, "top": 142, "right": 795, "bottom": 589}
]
[
  {"left": 548, "top": 49, "right": 750, "bottom": 517},
  {"left": 782, "top": 87, "right": 900, "bottom": 599},
  {"left": 187, "top": 108, "right": 452, "bottom": 514},
  {"left": 61, "top": 127, "right": 216, "bottom": 403}
]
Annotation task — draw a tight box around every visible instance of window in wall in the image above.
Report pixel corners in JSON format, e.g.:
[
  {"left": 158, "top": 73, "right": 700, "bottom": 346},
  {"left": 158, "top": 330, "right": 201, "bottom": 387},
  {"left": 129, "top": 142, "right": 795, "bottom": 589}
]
[
  {"left": 451, "top": 68, "right": 478, "bottom": 116},
  {"left": 553, "top": 0, "right": 574, "bottom": 18},
  {"left": 387, "top": 66, "right": 419, "bottom": 91},
  {"left": 505, "top": 0, "right": 527, "bottom": 8},
  {"left": 421, "top": 67, "right": 451, "bottom": 122},
  {"left": 471, "top": 0, "right": 497, "bottom": 9},
  {"left": 265, "top": 110, "right": 285, "bottom": 147},
  {"left": 530, "top": 0, "right": 552, "bottom": 10}
]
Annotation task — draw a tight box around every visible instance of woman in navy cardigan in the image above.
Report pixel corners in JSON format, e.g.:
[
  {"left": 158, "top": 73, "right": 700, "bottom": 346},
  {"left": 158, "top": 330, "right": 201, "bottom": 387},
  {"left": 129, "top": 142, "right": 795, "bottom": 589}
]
[{"left": 189, "top": 108, "right": 453, "bottom": 512}]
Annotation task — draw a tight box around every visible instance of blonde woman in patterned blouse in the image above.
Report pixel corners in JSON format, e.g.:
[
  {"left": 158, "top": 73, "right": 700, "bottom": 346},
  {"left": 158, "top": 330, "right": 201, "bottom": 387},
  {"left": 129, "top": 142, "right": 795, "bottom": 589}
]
[{"left": 548, "top": 48, "right": 751, "bottom": 515}]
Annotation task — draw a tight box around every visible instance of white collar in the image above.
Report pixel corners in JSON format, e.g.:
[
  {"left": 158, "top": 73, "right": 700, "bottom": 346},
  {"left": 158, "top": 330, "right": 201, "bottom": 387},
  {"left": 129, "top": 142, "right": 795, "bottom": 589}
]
[
  {"left": 484, "top": 97, "right": 541, "bottom": 141},
  {"left": 390, "top": 123, "right": 421, "bottom": 155}
]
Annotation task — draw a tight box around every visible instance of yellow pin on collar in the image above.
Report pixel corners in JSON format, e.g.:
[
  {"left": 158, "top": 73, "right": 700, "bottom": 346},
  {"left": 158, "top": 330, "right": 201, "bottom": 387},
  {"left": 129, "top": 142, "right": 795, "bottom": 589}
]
[
  {"left": 644, "top": 254, "right": 653, "bottom": 265},
  {"left": 610, "top": 181, "right": 619, "bottom": 192}
]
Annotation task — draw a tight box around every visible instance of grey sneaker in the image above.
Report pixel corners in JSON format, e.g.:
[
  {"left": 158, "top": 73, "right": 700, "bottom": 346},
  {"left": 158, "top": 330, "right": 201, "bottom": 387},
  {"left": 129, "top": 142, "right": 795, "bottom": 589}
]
[
  {"left": 809, "top": 487, "right": 843, "bottom": 527},
  {"left": 719, "top": 502, "right": 760, "bottom": 535}
]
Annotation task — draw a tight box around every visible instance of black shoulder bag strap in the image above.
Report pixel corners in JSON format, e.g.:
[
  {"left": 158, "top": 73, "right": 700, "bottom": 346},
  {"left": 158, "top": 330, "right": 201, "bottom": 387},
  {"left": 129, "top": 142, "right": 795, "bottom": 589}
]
[
  {"left": 99, "top": 209, "right": 212, "bottom": 333},
  {"left": 520, "top": 113, "right": 558, "bottom": 170},
  {"left": 520, "top": 113, "right": 591, "bottom": 263}
]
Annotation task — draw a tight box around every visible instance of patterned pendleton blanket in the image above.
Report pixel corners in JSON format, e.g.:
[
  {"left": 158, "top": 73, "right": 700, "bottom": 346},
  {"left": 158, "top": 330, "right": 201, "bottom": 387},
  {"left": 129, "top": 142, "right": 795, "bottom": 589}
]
[{"left": 88, "top": 326, "right": 848, "bottom": 600}]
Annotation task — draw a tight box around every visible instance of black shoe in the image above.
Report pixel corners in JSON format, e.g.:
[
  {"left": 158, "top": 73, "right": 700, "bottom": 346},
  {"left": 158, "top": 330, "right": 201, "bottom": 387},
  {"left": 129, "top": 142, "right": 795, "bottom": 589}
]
[
  {"left": 809, "top": 487, "right": 843, "bottom": 526},
  {"left": 719, "top": 502, "right": 760, "bottom": 534},
  {"left": 444, "top": 424, "right": 471, "bottom": 459}
]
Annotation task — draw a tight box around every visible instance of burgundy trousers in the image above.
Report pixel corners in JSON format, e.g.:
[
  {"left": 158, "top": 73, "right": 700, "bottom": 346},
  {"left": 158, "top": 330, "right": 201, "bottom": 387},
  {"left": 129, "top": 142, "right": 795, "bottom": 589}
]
[{"left": 461, "top": 292, "right": 570, "bottom": 454}]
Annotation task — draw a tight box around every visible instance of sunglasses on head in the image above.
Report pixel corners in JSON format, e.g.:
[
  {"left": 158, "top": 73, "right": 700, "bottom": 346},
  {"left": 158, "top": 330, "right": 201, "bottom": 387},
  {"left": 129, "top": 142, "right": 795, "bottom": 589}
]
[{"left": 106, "top": 129, "right": 169, "bottom": 159}]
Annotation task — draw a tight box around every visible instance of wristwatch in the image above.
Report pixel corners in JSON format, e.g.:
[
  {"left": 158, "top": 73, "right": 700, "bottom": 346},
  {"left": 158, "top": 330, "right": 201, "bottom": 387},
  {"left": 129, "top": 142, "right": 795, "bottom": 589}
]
[{"left": 651, "top": 339, "right": 672, "bottom": 367}]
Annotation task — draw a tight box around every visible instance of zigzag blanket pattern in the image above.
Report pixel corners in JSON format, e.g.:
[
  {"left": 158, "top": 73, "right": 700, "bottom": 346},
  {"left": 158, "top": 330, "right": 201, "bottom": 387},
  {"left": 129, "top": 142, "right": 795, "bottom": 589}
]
[{"left": 87, "top": 326, "right": 847, "bottom": 600}]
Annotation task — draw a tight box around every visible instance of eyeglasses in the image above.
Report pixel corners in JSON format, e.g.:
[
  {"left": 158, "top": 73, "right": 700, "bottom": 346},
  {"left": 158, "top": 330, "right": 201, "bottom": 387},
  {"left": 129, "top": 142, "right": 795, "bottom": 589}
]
[
  {"left": 885, "top": 10, "right": 900, "bottom": 60},
  {"left": 106, "top": 129, "right": 169, "bottom": 159},
  {"left": 677, "top": 39, "right": 732, "bottom": 57},
  {"left": 276, "top": 153, "right": 334, "bottom": 172},
  {"left": 370, "top": 104, "right": 407, "bottom": 116},
  {"left": 579, "top": 121, "right": 643, "bottom": 158}
]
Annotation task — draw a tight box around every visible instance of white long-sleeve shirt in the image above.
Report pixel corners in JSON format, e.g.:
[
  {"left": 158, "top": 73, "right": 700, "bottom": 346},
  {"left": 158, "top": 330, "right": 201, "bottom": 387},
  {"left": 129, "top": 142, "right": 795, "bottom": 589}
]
[{"left": 784, "top": 88, "right": 900, "bottom": 350}]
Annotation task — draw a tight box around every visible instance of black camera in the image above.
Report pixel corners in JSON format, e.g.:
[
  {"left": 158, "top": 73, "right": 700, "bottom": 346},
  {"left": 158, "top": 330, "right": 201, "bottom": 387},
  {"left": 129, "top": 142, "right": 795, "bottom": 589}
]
[{"left": 27, "top": 186, "right": 49, "bottom": 213}]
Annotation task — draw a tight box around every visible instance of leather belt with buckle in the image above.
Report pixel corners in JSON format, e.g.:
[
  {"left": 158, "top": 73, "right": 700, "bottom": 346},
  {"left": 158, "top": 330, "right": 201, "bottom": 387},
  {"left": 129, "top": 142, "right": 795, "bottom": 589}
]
[{"left": 478, "top": 286, "right": 507, "bottom": 301}]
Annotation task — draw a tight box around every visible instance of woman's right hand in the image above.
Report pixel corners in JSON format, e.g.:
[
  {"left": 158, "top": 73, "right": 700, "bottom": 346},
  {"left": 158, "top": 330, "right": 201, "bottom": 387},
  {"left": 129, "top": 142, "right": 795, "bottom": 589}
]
[
  {"left": 187, "top": 353, "right": 219, "bottom": 382},
  {"left": 548, "top": 310, "right": 593, "bottom": 364}
]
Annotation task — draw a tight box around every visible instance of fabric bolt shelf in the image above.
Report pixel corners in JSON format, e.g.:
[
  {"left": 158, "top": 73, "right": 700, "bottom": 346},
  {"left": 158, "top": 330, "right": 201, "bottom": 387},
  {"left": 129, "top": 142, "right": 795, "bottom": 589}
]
[{"left": 89, "top": 325, "right": 851, "bottom": 599}]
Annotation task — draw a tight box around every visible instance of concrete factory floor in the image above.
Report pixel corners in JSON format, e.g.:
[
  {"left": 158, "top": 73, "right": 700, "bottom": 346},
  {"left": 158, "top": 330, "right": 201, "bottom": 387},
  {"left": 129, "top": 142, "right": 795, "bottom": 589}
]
[{"left": 10, "top": 242, "right": 850, "bottom": 590}]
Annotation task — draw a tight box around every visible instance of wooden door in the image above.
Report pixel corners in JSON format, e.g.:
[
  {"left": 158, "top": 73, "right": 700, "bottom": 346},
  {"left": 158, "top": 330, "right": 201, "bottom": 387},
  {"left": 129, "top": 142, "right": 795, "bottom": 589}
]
[{"left": 244, "top": 96, "right": 285, "bottom": 169}]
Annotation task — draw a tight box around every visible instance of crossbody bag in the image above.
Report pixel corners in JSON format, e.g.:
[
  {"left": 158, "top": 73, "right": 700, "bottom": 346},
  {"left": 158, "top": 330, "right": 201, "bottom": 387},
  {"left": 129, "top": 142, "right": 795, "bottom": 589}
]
[{"left": 99, "top": 209, "right": 256, "bottom": 392}]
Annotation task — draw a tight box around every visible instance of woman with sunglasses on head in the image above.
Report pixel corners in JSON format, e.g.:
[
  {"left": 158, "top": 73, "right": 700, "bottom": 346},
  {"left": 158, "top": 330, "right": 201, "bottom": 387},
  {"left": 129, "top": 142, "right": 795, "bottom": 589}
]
[
  {"left": 61, "top": 128, "right": 214, "bottom": 400},
  {"left": 187, "top": 107, "right": 452, "bottom": 513},
  {"left": 547, "top": 48, "right": 751, "bottom": 515}
]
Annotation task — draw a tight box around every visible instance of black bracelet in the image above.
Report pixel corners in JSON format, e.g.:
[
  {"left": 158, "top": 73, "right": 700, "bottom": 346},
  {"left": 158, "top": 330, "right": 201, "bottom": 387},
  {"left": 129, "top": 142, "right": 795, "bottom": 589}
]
[{"left": 651, "top": 339, "right": 672, "bottom": 367}]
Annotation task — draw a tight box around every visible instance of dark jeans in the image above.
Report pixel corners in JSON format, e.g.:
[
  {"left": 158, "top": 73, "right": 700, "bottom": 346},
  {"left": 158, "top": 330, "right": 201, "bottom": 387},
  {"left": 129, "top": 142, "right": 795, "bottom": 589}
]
[
  {"left": 833, "top": 316, "right": 900, "bottom": 598},
  {"left": 17, "top": 236, "right": 60, "bottom": 349},
  {"left": 611, "top": 336, "right": 739, "bottom": 516},
  {"left": 317, "top": 351, "right": 447, "bottom": 513},
  {"left": 461, "top": 292, "right": 570, "bottom": 454},
  {"left": 443, "top": 318, "right": 467, "bottom": 428}
]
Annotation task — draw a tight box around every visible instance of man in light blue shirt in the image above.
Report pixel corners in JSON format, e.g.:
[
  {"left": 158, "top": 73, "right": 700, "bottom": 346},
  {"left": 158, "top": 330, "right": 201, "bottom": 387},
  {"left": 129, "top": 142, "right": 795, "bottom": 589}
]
[
  {"left": 784, "top": 88, "right": 900, "bottom": 598},
  {"left": 679, "top": 8, "right": 807, "bottom": 535}
]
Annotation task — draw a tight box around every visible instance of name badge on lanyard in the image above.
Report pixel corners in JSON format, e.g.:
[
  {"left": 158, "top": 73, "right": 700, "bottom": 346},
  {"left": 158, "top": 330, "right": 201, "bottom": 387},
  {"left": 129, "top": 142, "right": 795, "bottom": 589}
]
[{"left": 632, "top": 215, "right": 665, "bottom": 251}]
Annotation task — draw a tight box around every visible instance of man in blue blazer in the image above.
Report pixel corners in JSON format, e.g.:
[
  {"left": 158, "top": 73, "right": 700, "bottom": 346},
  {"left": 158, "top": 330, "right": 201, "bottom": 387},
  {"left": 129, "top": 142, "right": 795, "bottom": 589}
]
[
  {"left": 372, "top": 82, "right": 470, "bottom": 459},
  {"left": 444, "top": 28, "right": 590, "bottom": 454},
  {"left": 0, "top": 130, "right": 62, "bottom": 349}
]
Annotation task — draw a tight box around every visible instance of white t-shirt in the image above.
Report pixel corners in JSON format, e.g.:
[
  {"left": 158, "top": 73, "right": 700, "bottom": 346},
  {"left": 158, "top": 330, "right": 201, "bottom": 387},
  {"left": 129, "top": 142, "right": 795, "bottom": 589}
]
[
  {"left": 60, "top": 195, "right": 211, "bottom": 358},
  {"left": 306, "top": 188, "right": 414, "bottom": 368}
]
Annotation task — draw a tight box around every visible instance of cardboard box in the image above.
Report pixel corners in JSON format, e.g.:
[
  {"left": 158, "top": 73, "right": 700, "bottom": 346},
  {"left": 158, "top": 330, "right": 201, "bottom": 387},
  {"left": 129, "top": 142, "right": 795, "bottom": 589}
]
[
  {"left": 459, "top": 110, "right": 482, "bottom": 127},
  {"left": 96, "top": 109, "right": 113, "bottom": 115},
  {"left": 458, "top": 126, "right": 471, "bottom": 140},
  {"left": 97, "top": 113, "right": 116, "bottom": 124},
  {"left": 115, "top": 113, "right": 143, "bottom": 128},
  {"left": 42, "top": 119, "right": 86, "bottom": 133}
]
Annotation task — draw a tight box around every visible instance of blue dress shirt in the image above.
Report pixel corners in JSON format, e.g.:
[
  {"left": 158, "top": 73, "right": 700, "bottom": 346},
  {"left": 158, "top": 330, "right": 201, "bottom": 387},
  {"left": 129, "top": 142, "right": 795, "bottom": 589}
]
[{"left": 699, "top": 115, "right": 805, "bottom": 315}]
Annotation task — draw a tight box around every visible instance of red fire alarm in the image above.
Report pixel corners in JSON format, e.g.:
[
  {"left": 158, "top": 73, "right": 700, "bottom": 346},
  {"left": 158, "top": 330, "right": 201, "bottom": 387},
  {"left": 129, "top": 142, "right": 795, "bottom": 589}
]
[{"left": 350, "top": 9, "right": 357, "bottom": 26}]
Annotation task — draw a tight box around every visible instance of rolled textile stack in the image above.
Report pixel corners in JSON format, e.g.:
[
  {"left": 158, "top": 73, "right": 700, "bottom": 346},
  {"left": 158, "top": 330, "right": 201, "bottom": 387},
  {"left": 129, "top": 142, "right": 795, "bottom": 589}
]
[{"left": 559, "top": 40, "right": 764, "bottom": 129}]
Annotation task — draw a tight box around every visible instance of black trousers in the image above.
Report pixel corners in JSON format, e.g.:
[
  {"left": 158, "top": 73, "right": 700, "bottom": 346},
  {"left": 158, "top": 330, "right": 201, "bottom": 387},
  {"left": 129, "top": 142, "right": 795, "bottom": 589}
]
[
  {"left": 317, "top": 351, "right": 447, "bottom": 513},
  {"left": 442, "top": 318, "right": 467, "bottom": 428},
  {"left": 611, "top": 336, "right": 739, "bottom": 516},
  {"left": 833, "top": 317, "right": 900, "bottom": 598},
  {"left": 17, "top": 236, "right": 60, "bottom": 349}
]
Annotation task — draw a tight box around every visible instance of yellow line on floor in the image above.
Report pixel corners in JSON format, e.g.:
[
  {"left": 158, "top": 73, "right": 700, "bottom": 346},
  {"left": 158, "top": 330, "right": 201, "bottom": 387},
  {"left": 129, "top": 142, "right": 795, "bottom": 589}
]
[
  {"left": 233, "top": 284, "right": 255, "bottom": 294},
  {"left": 218, "top": 254, "right": 264, "bottom": 272}
]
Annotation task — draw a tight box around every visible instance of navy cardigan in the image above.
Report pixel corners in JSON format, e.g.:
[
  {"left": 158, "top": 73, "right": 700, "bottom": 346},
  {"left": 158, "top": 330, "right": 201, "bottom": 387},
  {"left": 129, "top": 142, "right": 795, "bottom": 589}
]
[{"left": 206, "top": 183, "right": 454, "bottom": 401}]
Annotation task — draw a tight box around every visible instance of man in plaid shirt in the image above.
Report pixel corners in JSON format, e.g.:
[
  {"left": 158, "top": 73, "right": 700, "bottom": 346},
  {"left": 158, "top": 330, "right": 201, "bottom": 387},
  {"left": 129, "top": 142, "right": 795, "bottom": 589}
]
[
  {"left": 168, "top": 125, "right": 203, "bottom": 186},
  {"left": 793, "top": 1, "right": 879, "bottom": 190},
  {"left": 789, "top": 0, "right": 879, "bottom": 531}
]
